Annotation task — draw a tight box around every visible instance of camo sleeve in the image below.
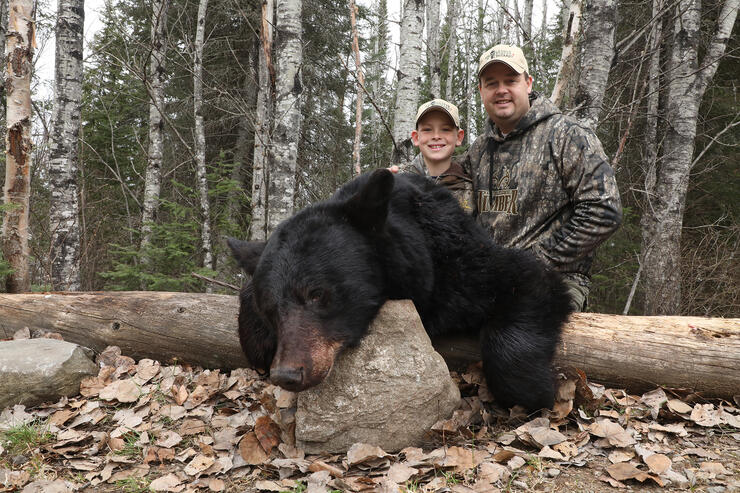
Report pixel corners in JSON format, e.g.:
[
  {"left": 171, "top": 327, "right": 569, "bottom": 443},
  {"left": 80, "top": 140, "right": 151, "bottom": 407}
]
[
  {"left": 397, "top": 154, "right": 427, "bottom": 176},
  {"left": 533, "top": 125, "right": 622, "bottom": 268}
]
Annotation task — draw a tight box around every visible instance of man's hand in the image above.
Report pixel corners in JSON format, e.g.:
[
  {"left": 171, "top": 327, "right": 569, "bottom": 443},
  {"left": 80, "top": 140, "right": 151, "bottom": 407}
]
[{"left": 388, "top": 165, "right": 400, "bottom": 174}]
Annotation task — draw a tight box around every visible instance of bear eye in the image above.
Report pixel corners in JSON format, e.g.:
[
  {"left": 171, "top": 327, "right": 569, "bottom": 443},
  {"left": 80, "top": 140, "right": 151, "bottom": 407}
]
[{"left": 306, "top": 288, "right": 325, "bottom": 305}]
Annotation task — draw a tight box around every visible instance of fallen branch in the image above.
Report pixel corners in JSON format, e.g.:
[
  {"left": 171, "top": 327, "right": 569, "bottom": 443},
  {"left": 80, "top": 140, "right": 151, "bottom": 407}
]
[{"left": 0, "top": 293, "right": 738, "bottom": 399}]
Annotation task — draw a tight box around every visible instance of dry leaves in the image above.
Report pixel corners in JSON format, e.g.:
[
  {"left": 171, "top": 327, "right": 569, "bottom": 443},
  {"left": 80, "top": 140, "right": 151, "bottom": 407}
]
[{"left": 1, "top": 348, "right": 739, "bottom": 492}]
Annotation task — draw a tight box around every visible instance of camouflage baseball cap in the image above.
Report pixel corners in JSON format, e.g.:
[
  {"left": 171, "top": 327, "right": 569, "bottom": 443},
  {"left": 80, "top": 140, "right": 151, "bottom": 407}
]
[
  {"left": 415, "top": 99, "right": 461, "bottom": 128},
  {"left": 478, "top": 44, "right": 529, "bottom": 76}
]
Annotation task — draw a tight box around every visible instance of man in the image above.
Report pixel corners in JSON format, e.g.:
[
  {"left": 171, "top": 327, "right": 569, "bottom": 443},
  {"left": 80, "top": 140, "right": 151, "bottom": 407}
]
[{"left": 465, "top": 44, "right": 622, "bottom": 311}]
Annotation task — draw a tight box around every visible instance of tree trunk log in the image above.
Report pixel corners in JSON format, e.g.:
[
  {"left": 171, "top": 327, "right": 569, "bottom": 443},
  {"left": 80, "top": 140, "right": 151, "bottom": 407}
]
[{"left": 0, "top": 293, "right": 738, "bottom": 399}]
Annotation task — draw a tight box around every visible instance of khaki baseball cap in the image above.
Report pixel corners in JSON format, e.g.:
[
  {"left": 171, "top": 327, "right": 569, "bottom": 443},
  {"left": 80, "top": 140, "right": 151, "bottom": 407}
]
[
  {"left": 414, "top": 99, "right": 461, "bottom": 128},
  {"left": 478, "top": 44, "right": 529, "bottom": 76}
]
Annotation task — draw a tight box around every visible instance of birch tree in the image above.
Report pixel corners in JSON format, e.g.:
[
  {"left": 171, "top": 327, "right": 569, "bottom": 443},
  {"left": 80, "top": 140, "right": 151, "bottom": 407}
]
[
  {"left": 250, "top": 0, "right": 302, "bottom": 239},
  {"left": 249, "top": 0, "right": 274, "bottom": 241},
  {"left": 426, "top": 0, "right": 441, "bottom": 98},
  {"left": 551, "top": 0, "right": 582, "bottom": 107},
  {"left": 392, "top": 0, "right": 424, "bottom": 165},
  {"left": 193, "top": 0, "right": 212, "bottom": 274},
  {"left": 350, "top": 0, "right": 364, "bottom": 175},
  {"left": 0, "top": 0, "right": 8, "bottom": 148},
  {"left": 266, "top": 0, "right": 302, "bottom": 235},
  {"left": 523, "top": 0, "right": 534, "bottom": 39},
  {"left": 140, "top": 0, "right": 169, "bottom": 251},
  {"left": 49, "top": 0, "right": 84, "bottom": 291},
  {"left": 443, "top": 0, "right": 458, "bottom": 100},
  {"left": 1, "top": 0, "right": 34, "bottom": 293},
  {"left": 572, "top": 0, "right": 616, "bottom": 128},
  {"left": 640, "top": 0, "right": 738, "bottom": 315}
]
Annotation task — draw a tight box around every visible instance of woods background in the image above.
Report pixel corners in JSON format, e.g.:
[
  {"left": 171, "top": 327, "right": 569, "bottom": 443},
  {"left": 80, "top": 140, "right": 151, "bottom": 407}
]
[{"left": 0, "top": 0, "right": 737, "bottom": 317}]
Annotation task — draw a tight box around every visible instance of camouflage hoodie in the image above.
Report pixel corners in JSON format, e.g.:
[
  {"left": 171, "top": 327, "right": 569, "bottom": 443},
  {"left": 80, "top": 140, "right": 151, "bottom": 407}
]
[
  {"left": 462, "top": 92, "right": 622, "bottom": 277},
  {"left": 399, "top": 154, "right": 476, "bottom": 215}
]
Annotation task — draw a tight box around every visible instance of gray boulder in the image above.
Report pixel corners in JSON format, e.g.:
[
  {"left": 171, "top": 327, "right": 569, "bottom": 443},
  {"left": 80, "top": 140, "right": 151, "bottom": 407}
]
[
  {"left": 0, "top": 339, "right": 98, "bottom": 410},
  {"left": 295, "top": 300, "right": 460, "bottom": 453}
]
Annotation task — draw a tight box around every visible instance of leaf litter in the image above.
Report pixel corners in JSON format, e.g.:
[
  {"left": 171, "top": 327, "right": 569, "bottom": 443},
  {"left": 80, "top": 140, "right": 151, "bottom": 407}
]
[{"left": 0, "top": 346, "right": 738, "bottom": 492}]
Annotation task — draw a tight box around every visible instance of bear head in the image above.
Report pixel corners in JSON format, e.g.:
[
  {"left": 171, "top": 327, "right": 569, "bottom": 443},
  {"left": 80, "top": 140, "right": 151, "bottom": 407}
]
[{"left": 229, "top": 169, "right": 396, "bottom": 391}]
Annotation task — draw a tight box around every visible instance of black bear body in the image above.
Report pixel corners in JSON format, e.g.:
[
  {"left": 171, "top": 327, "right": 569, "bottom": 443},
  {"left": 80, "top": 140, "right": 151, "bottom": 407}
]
[{"left": 229, "top": 169, "right": 572, "bottom": 411}]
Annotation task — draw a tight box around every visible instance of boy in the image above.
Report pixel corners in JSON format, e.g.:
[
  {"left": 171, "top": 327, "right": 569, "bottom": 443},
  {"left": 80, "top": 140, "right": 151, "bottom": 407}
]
[{"left": 397, "top": 99, "right": 475, "bottom": 214}]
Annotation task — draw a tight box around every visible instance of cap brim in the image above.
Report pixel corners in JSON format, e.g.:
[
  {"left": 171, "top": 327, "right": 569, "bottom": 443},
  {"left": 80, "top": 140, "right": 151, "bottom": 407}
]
[
  {"left": 416, "top": 108, "right": 459, "bottom": 128},
  {"left": 478, "top": 60, "right": 525, "bottom": 77}
]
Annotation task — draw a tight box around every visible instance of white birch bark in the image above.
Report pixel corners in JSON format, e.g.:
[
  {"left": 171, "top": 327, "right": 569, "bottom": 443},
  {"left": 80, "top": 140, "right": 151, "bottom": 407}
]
[
  {"left": 0, "top": 0, "right": 8, "bottom": 142},
  {"left": 642, "top": 0, "right": 663, "bottom": 211},
  {"left": 140, "top": 0, "right": 169, "bottom": 250},
  {"left": 523, "top": 0, "right": 534, "bottom": 39},
  {"left": 350, "top": 0, "right": 364, "bottom": 175},
  {"left": 572, "top": 0, "right": 616, "bottom": 128},
  {"left": 392, "top": 0, "right": 424, "bottom": 166},
  {"left": 641, "top": 0, "right": 738, "bottom": 315},
  {"left": 265, "top": 0, "right": 302, "bottom": 235},
  {"left": 426, "top": 0, "right": 441, "bottom": 98},
  {"left": 550, "top": 0, "right": 582, "bottom": 107},
  {"left": 1, "top": 0, "right": 34, "bottom": 293},
  {"left": 369, "top": 0, "right": 388, "bottom": 143},
  {"left": 443, "top": 0, "right": 457, "bottom": 100},
  {"left": 193, "top": 0, "right": 212, "bottom": 277},
  {"left": 49, "top": 0, "right": 84, "bottom": 291},
  {"left": 249, "top": 0, "right": 274, "bottom": 241}
]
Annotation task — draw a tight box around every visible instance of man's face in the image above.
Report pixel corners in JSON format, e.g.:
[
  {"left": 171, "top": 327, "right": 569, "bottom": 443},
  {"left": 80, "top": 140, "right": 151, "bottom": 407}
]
[
  {"left": 478, "top": 63, "right": 533, "bottom": 134},
  {"left": 411, "top": 111, "right": 464, "bottom": 169}
]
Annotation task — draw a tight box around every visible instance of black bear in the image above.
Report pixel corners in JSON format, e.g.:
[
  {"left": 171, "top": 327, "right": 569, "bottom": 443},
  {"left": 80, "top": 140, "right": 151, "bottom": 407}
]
[{"left": 228, "top": 169, "right": 572, "bottom": 411}]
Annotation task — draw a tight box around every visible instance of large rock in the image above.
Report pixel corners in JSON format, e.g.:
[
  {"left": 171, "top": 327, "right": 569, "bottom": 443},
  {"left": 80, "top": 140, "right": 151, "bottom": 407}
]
[
  {"left": 0, "top": 339, "right": 98, "bottom": 410},
  {"left": 295, "top": 300, "right": 461, "bottom": 453}
]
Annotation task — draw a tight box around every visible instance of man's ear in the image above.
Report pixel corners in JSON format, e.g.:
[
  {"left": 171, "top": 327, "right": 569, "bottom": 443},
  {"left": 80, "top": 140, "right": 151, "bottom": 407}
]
[
  {"left": 343, "top": 168, "right": 394, "bottom": 233},
  {"left": 227, "top": 237, "right": 266, "bottom": 275}
]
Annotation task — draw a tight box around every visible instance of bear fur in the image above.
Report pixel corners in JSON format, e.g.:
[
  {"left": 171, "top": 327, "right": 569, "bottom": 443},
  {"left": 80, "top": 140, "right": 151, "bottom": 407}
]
[{"left": 229, "top": 169, "right": 572, "bottom": 411}]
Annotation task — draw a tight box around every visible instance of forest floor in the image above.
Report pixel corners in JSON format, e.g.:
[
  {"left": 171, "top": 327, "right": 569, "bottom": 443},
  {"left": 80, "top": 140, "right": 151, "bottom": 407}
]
[{"left": 1, "top": 344, "right": 738, "bottom": 493}]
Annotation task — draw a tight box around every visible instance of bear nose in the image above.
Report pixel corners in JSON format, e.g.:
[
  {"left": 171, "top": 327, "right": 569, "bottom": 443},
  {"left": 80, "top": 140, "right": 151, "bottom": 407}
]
[{"left": 270, "top": 366, "right": 304, "bottom": 390}]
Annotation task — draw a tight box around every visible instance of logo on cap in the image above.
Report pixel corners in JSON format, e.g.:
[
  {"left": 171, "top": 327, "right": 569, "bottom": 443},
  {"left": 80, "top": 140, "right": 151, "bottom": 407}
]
[{"left": 478, "top": 44, "right": 529, "bottom": 76}]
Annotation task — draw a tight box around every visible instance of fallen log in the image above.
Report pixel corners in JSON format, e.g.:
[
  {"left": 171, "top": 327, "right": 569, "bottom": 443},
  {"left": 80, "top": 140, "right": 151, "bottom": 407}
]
[{"left": 1, "top": 292, "right": 738, "bottom": 399}]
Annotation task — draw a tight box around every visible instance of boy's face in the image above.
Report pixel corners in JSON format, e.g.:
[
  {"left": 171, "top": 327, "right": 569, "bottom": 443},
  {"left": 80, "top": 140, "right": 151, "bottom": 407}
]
[
  {"left": 411, "top": 111, "right": 464, "bottom": 167},
  {"left": 478, "top": 63, "right": 533, "bottom": 134}
]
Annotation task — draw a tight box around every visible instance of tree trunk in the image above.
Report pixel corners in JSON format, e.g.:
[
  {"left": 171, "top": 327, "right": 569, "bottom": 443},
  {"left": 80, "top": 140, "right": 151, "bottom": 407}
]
[
  {"left": 49, "top": 0, "right": 84, "bottom": 292},
  {"left": 0, "top": 293, "right": 738, "bottom": 399},
  {"left": 572, "top": 0, "right": 616, "bottom": 129},
  {"left": 641, "top": 0, "right": 738, "bottom": 315},
  {"left": 433, "top": 312, "right": 740, "bottom": 398},
  {"left": 642, "top": 0, "right": 663, "bottom": 200},
  {"left": 140, "top": 0, "right": 169, "bottom": 250},
  {"left": 369, "top": 0, "right": 388, "bottom": 148},
  {"left": 551, "top": 0, "right": 582, "bottom": 108},
  {"left": 249, "top": 0, "right": 274, "bottom": 241},
  {"left": 1, "top": 0, "right": 35, "bottom": 293},
  {"left": 523, "top": 0, "right": 534, "bottom": 39},
  {"left": 391, "top": 0, "right": 423, "bottom": 166},
  {"left": 443, "top": 0, "right": 457, "bottom": 101},
  {"left": 266, "top": 0, "right": 302, "bottom": 234},
  {"left": 0, "top": 0, "right": 8, "bottom": 170},
  {"left": 350, "top": 0, "right": 363, "bottom": 176},
  {"left": 193, "top": 0, "right": 212, "bottom": 279},
  {"left": 426, "top": 0, "right": 441, "bottom": 98}
]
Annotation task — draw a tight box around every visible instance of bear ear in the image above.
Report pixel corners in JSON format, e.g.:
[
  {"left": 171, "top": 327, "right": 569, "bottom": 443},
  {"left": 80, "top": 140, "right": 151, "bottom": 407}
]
[
  {"left": 227, "top": 237, "right": 266, "bottom": 275},
  {"left": 343, "top": 168, "right": 394, "bottom": 232}
]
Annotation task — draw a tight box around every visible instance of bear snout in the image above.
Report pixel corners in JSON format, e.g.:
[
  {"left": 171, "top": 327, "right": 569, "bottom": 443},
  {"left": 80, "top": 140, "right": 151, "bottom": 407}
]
[
  {"left": 270, "top": 365, "right": 305, "bottom": 390},
  {"left": 269, "top": 315, "right": 344, "bottom": 391}
]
